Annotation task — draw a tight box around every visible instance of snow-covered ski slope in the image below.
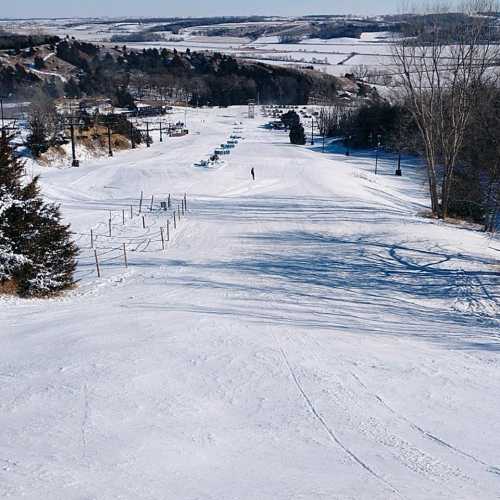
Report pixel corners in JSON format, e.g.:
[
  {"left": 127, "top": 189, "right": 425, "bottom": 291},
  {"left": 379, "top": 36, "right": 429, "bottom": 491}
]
[{"left": 1, "top": 106, "right": 500, "bottom": 500}]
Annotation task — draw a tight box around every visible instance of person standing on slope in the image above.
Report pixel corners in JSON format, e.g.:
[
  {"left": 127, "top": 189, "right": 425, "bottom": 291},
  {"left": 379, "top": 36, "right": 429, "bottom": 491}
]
[{"left": 251, "top": 167, "right": 255, "bottom": 181}]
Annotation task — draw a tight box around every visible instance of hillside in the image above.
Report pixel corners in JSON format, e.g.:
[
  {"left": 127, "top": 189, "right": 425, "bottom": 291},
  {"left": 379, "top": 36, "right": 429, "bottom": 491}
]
[
  {"left": 1, "top": 106, "right": 499, "bottom": 499},
  {"left": 0, "top": 37, "right": 374, "bottom": 105}
]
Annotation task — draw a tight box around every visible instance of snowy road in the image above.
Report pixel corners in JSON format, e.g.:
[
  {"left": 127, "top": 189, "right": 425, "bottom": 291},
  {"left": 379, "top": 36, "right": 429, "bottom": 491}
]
[{"left": 1, "top": 106, "right": 500, "bottom": 499}]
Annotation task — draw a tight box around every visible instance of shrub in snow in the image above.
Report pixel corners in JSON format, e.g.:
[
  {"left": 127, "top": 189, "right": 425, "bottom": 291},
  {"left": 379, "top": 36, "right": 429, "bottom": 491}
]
[{"left": 0, "top": 134, "right": 78, "bottom": 297}]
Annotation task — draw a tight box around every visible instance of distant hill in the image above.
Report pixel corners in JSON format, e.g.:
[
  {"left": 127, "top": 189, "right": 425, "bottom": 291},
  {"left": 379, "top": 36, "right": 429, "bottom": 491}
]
[{"left": 0, "top": 38, "right": 377, "bottom": 105}]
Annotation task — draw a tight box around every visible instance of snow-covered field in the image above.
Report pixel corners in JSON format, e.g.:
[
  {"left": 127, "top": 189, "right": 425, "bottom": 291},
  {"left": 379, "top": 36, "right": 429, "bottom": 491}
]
[
  {"left": 98, "top": 35, "right": 395, "bottom": 77},
  {"left": 1, "top": 106, "right": 500, "bottom": 499},
  {"left": 1, "top": 18, "right": 396, "bottom": 77}
]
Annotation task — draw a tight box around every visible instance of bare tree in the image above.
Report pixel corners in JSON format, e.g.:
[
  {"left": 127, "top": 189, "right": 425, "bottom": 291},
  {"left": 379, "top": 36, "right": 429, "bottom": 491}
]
[
  {"left": 351, "top": 64, "right": 371, "bottom": 81},
  {"left": 392, "top": 0, "right": 499, "bottom": 218},
  {"left": 26, "top": 91, "right": 59, "bottom": 158},
  {"left": 460, "top": 81, "right": 500, "bottom": 231},
  {"left": 317, "top": 103, "right": 356, "bottom": 137}
]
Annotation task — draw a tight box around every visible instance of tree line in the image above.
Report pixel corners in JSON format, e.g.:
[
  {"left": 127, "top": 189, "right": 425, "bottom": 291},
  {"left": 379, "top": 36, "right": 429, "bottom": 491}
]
[
  {"left": 332, "top": 78, "right": 499, "bottom": 231},
  {"left": 55, "top": 41, "right": 338, "bottom": 107}
]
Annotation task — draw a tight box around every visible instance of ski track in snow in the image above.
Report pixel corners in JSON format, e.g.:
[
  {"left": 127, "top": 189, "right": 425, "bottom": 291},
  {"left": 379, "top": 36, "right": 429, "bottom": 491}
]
[
  {"left": 275, "top": 335, "right": 404, "bottom": 498},
  {"left": 348, "top": 370, "right": 496, "bottom": 473},
  {"left": 1, "top": 105, "right": 500, "bottom": 499}
]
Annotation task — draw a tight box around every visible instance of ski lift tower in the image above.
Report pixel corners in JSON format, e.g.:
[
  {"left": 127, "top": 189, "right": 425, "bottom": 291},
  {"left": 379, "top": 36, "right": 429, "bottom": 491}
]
[{"left": 248, "top": 99, "right": 256, "bottom": 119}]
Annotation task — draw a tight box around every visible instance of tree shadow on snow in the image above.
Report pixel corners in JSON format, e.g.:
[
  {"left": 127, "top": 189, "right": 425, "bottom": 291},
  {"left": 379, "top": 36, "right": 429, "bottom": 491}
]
[{"left": 135, "top": 229, "right": 500, "bottom": 353}]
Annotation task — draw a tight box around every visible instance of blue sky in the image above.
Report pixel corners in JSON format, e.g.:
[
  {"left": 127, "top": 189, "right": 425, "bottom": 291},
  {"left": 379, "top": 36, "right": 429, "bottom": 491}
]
[{"left": 4, "top": 0, "right": 398, "bottom": 19}]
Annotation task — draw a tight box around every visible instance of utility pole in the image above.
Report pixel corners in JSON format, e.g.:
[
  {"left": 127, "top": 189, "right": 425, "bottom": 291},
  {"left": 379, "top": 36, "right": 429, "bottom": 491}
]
[
  {"left": 396, "top": 128, "right": 402, "bottom": 176},
  {"left": 184, "top": 96, "right": 188, "bottom": 128},
  {"left": 311, "top": 117, "right": 315, "bottom": 146},
  {"left": 159, "top": 121, "right": 163, "bottom": 143},
  {"left": 345, "top": 135, "right": 351, "bottom": 156},
  {"left": 146, "top": 121, "right": 150, "bottom": 147},
  {"left": 130, "top": 121, "right": 136, "bottom": 149},
  {"left": 62, "top": 115, "right": 81, "bottom": 167},
  {"left": 107, "top": 124, "right": 113, "bottom": 157},
  {"left": 70, "top": 123, "right": 79, "bottom": 167},
  {"left": 375, "top": 134, "right": 381, "bottom": 175},
  {"left": 396, "top": 151, "right": 402, "bottom": 176}
]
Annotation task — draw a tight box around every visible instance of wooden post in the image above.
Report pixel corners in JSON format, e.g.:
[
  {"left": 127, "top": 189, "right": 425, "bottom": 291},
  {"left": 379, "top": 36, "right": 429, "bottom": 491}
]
[
  {"left": 122, "top": 209, "right": 125, "bottom": 225},
  {"left": 90, "top": 229, "right": 94, "bottom": 249},
  {"left": 167, "top": 219, "right": 170, "bottom": 241},
  {"left": 108, "top": 218, "right": 112, "bottom": 237},
  {"left": 142, "top": 215, "right": 146, "bottom": 229},
  {"left": 130, "top": 205, "right": 133, "bottom": 219},
  {"left": 139, "top": 191, "right": 143, "bottom": 213},
  {"left": 178, "top": 204, "right": 181, "bottom": 220},
  {"left": 173, "top": 211, "right": 177, "bottom": 229},
  {"left": 122, "top": 243, "right": 128, "bottom": 268},
  {"left": 184, "top": 193, "right": 187, "bottom": 211},
  {"left": 150, "top": 194, "right": 154, "bottom": 211},
  {"left": 160, "top": 227, "right": 165, "bottom": 250},
  {"left": 94, "top": 249, "right": 101, "bottom": 278},
  {"left": 181, "top": 199, "right": 185, "bottom": 216},
  {"left": 168, "top": 193, "right": 171, "bottom": 209}
]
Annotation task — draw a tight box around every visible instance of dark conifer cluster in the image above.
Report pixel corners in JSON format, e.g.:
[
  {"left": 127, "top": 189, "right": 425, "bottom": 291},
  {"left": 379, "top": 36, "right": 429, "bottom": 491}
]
[{"left": 0, "top": 134, "right": 78, "bottom": 297}]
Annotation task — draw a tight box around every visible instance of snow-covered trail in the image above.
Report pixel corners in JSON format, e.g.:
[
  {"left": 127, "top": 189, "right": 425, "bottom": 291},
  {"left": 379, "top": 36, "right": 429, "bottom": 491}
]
[{"left": 1, "top": 107, "right": 500, "bottom": 499}]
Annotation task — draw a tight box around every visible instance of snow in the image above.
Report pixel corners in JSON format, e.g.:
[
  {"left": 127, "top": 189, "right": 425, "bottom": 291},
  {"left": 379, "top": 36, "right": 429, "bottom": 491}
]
[
  {"left": 29, "top": 68, "right": 68, "bottom": 83},
  {"left": 2, "top": 16, "right": 398, "bottom": 80},
  {"left": 1, "top": 106, "right": 500, "bottom": 499}
]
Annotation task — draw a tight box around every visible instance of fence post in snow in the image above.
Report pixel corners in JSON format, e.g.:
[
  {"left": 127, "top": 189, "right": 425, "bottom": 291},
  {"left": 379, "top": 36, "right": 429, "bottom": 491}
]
[
  {"left": 130, "top": 205, "right": 133, "bottom": 219},
  {"left": 150, "top": 195, "right": 154, "bottom": 211},
  {"left": 167, "top": 219, "right": 170, "bottom": 241},
  {"left": 94, "top": 249, "right": 101, "bottom": 278},
  {"left": 184, "top": 193, "right": 187, "bottom": 211},
  {"left": 160, "top": 227, "right": 165, "bottom": 250},
  {"left": 123, "top": 243, "right": 128, "bottom": 268},
  {"left": 168, "top": 194, "right": 171, "bottom": 209},
  {"left": 122, "top": 209, "right": 125, "bottom": 225},
  {"left": 90, "top": 229, "right": 94, "bottom": 249},
  {"left": 139, "top": 191, "right": 143, "bottom": 213},
  {"left": 142, "top": 215, "right": 146, "bottom": 229},
  {"left": 173, "top": 211, "right": 177, "bottom": 229},
  {"left": 108, "top": 218, "right": 112, "bottom": 237}
]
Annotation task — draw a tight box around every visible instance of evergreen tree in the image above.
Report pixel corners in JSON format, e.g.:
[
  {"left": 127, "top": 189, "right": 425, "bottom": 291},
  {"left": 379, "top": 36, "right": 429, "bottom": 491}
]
[
  {"left": 114, "top": 86, "right": 135, "bottom": 109},
  {"left": 64, "top": 77, "right": 82, "bottom": 98},
  {"left": 0, "top": 134, "right": 78, "bottom": 297},
  {"left": 281, "top": 110, "right": 300, "bottom": 130},
  {"left": 33, "top": 55, "right": 45, "bottom": 70},
  {"left": 26, "top": 114, "right": 49, "bottom": 157},
  {"left": 289, "top": 122, "right": 306, "bottom": 145},
  {"left": 25, "top": 94, "right": 58, "bottom": 158}
]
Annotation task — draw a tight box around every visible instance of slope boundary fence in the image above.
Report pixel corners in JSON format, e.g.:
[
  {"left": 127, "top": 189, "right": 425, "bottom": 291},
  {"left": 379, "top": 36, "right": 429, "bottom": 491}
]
[{"left": 71, "top": 191, "right": 189, "bottom": 280}]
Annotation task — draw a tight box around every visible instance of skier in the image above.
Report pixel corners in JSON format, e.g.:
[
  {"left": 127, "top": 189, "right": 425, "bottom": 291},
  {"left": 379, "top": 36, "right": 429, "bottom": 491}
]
[{"left": 251, "top": 167, "right": 255, "bottom": 180}]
